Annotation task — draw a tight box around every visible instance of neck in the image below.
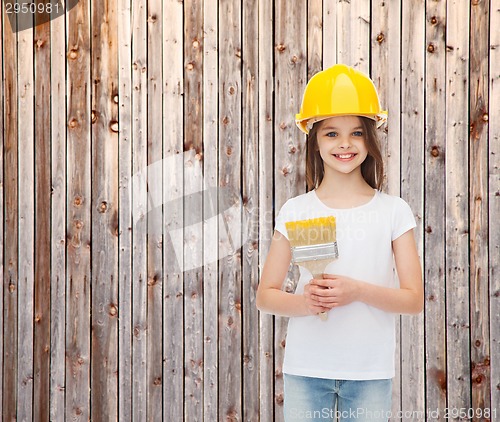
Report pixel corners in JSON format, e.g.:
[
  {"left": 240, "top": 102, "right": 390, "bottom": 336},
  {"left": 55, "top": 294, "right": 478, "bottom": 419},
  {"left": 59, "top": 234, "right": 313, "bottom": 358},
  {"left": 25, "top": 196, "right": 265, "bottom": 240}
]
[{"left": 317, "top": 167, "right": 372, "bottom": 196}]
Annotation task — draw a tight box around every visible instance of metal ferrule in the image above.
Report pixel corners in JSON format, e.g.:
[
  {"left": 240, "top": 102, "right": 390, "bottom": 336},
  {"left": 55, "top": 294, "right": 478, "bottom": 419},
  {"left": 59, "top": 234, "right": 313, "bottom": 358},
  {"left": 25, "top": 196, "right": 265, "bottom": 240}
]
[{"left": 291, "top": 242, "right": 339, "bottom": 263}]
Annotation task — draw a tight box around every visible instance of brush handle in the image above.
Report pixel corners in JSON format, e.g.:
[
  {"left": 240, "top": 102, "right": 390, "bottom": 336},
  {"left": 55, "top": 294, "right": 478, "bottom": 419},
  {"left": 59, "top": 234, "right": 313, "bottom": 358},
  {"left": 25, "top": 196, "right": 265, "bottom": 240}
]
[{"left": 299, "top": 258, "right": 335, "bottom": 321}]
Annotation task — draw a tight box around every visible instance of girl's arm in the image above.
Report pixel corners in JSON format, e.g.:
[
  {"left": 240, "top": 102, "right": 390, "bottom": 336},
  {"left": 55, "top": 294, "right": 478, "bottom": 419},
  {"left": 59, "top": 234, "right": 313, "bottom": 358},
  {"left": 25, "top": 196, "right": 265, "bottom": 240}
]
[
  {"left": 256, "top": 231, "right": 330, "bottom": 317},
  {"left": 309, "top": 229, "right": 424, "bottom": 314}
]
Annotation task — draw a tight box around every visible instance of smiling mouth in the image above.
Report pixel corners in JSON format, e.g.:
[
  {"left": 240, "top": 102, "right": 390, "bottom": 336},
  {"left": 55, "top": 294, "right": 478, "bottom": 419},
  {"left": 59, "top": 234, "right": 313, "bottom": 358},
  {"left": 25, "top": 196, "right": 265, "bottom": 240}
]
[{"left": 333, "top": 153, "right": 356, "bottom": 160}]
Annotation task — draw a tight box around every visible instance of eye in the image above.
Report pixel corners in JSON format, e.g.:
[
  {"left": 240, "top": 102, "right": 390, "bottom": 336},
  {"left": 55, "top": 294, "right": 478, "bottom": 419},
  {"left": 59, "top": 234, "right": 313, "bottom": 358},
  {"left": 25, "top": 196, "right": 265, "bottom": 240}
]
[
  {"left": 352, "top": 130, "right": 364, "bottom": 137},
  {"left": 325, "top": 131, "right": 338, "bottom": 137}
]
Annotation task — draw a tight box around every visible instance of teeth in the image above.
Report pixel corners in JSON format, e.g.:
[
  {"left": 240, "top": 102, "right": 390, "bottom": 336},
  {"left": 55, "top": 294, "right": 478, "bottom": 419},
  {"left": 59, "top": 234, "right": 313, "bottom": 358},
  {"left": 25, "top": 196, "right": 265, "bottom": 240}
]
[{"left": 337, "top": 154, "right": 354, "bottom": 159}]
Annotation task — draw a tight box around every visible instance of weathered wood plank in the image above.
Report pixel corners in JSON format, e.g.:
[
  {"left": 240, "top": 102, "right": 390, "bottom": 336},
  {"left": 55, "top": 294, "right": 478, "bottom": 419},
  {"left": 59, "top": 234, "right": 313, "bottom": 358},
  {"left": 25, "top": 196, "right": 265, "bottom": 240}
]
[
  {"left": 146, "top": 0, "right": 164, "bottom": 418},
  {"left": 66, "top": 0, "right": 92, "bottom": 419},
  {"left": 183, "top": 0, "right": 204, "bottom": 420},
  {"left": 117, "top": 0, "right": 132, "bottom": 418},
  {"left": 307, "top": 0, "right": 322, "bottom": 79},
  {"left": 469, "top": 0, "right": 491, "bottom": 416},
  {"left": 274, "top": 1, "right": 307, "bottom": 420},
  {"left": 131, "top": 0, "right": 148, "bottom": 419},
  {"left": 49, "top": 8, "right": 67, "bottom": 421},
  {"left": 2, "top": 9, "right": 18, "bottom": 421},
  {"left": 337, "top": 0, "right": 370, "bottom": 70},
  {"left": 242, "top": 0, "right": 259, "bottom": 419},
  {"left": 488, "top": 3, "right": 500, "bottom": 414},
  {"left": 33, "top": 10, "right": 51, "bottom": 422},
  {"left": 445, "top": 0, "right": 472, "bottom": 413},
  {"left": 400, "top": 0, "right": 425, "bottom": 420},
  {"left": 370, "top": 1, "right": 402, "bottom": 413},
  {"left": 0, "top": 12, "right": 4, "bottom": 419},
  {"left": 376, "top": 0, "right": 402, "bottom": 196},
  {"left": 17, "top": 21, "right": 35, "bottom": 420},
  {"left": 218, "top": 0, "right": 243, "bottom": 420},
  {"left": 163, "top": 0, "right": 184, "bottom": 421},
  {"left": 424, "top": 0, "right": 447, "bottom": 417},
  {"left": 91, "top": 0, "right": 119, "bottom": 419},
  {"left": 258, "top": 1, "right": 275, "bottom": 420},
  {"left": 322, "top": 0, "right": 337, "bottom": 67},
  {"left": 202, "top": 1, "right": 218, "bottom": 420}
]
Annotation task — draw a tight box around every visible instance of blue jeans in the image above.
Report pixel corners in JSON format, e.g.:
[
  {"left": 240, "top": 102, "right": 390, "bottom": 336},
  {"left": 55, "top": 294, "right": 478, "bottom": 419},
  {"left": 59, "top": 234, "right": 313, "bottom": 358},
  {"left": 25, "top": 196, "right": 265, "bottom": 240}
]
[{"left": 284, "top": 374, "right": 392, "bottom": 421}]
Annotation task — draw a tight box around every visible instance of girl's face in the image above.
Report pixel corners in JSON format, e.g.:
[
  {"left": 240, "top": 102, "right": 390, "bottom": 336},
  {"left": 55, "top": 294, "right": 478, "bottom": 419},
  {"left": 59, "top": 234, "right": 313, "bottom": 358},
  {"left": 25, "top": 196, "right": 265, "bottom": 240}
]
[{"left": 316, "top": 115, "right": 368, "bottom": 176}]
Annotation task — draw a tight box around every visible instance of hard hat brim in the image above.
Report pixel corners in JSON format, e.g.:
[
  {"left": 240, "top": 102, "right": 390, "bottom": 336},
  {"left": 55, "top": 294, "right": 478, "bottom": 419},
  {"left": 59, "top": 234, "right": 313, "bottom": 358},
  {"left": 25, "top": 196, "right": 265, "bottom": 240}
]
[{"left": 295, "top": 111, "right": 388, "bottom": 135}]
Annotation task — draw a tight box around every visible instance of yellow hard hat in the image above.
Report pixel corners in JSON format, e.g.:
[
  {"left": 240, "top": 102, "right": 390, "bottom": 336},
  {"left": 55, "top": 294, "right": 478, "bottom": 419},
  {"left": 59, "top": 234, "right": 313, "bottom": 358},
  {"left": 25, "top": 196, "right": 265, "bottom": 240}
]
[{"left": 295, "top": 64, "right": 387, "bottom": 134}]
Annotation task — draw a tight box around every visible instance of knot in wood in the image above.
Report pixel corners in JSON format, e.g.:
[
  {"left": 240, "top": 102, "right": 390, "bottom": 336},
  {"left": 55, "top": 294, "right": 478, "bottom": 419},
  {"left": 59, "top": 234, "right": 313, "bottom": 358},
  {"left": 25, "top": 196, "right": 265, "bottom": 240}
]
[
  {"left": 99, "top": 201, "right": 108, "bottom": 213},
  {"left": 113, "top": 95, "right": 119, "bottom": 104},
  {"left": 68, "top": 118, "right": 79, "bottom": 129},
  {"left": 376, "top": 32, "right": 385, "bottom": 44},
  {"left": 482, "top": 113, "right": 488, "bottom": 122},
  {"left": 74, "top": 196, "right": 83, "bottom": 206},
  {"left": 430, "top": 145, "right": 440, "bottom": 157},
  {"left": 275, "top": 393, "right": 284, "bottom": 405},
  {"left": 74, "top": 220, "right": 83, "bottom": 230},
  {"left": 91, "top": 110, "right": 98, "bottom": 124},
  {"left": 427, "top": 43, "right": 435, "bottom": 53},
  {"left": 226, "top": 409, "right": 238, "bottom": 421},
  {"left": 109, "top": 304, "right": 118, "bottom": 316},
  {"left": 109, "top": 121, "right": 119, "bottom": 132},
  {"left": 192, "top": 39, "right": 200, "bottom": 49},
  {"left": 228, "top": 85, "right": 236, "bottom": 95},
  {"left": 186, "top": 62, "right": 195, "bottom": 71},
  {"left": 291, "top": 55, "right": 299, "bottom": 64},
  {"left": 36, "top": 38, "right": 45, "bottom": 49},
  {"left": 430, "top": 16, "right": 438, "bottom": 25},
  {"left": 276, "top": 43, "right": 286, "bottom": 53},
  {"left": 68, "top": 49, "right": 78, "bottom": 60}
]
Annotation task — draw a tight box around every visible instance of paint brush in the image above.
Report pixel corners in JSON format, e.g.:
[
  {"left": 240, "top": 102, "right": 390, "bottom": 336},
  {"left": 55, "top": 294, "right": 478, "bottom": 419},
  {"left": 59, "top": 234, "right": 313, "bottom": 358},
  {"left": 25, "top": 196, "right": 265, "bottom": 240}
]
[{"left": 285, "top": 216, "right": 339, "bottom": 320}]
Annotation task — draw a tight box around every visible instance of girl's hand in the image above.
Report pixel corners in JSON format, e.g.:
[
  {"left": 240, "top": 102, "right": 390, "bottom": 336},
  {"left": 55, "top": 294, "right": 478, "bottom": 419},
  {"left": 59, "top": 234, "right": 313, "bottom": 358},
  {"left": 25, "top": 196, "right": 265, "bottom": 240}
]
[
  {"left": 303, "top": 281, "right": 331, "bottom": 316},
  {"left": 309, "top": 274, "right": 362, "bottom": 308}
]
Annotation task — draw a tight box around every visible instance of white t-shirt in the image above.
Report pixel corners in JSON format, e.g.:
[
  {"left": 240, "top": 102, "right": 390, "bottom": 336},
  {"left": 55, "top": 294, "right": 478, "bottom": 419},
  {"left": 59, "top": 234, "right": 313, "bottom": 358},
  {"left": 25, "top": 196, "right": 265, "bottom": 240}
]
[{"left": 275, "top": 189, "right": 417, "bottom": 380}]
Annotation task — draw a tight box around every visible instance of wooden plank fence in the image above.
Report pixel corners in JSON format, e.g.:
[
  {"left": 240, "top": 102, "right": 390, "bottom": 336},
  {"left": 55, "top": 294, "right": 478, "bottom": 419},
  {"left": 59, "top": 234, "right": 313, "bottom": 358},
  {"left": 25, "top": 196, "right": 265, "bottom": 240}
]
[{"left": 1, "top": 1, "right": 499, "bottom": 421}]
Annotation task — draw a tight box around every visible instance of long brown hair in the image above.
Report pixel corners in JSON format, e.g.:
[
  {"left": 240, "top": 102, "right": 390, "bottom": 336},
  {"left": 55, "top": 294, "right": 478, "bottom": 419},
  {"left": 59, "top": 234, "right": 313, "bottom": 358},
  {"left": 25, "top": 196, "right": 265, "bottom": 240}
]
[{"left": 305, "top": 116, "right": 384, "bottom": 191}]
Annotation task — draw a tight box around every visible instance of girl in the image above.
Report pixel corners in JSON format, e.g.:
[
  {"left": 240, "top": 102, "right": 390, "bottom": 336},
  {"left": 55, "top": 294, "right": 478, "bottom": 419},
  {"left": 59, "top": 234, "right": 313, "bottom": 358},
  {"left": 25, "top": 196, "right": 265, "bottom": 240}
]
[{"left": 256, "top": 64, "right": 423, "bottom": 421}]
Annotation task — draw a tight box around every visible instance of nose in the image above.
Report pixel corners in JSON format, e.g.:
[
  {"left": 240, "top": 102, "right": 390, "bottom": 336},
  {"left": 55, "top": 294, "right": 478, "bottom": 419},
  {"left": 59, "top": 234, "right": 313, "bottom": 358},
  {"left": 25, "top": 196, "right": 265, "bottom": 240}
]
[{"left": 338, "top": 135, "right": 352, "bottom": 149}]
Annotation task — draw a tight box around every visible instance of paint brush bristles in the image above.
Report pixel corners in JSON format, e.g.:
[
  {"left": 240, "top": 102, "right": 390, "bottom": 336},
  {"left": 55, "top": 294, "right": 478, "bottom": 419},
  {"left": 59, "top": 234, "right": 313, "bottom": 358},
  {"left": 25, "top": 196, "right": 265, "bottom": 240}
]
[{"left": 286, "top": 217, "right": 336, "bottom": 247}]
